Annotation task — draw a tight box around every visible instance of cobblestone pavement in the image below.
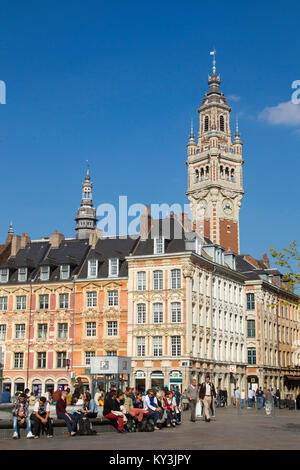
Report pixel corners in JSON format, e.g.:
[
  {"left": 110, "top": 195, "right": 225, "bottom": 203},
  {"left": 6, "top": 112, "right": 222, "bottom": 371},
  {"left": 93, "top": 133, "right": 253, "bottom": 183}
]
[{"left": 0, "top": 408, "right": 300, "bottom": 450}]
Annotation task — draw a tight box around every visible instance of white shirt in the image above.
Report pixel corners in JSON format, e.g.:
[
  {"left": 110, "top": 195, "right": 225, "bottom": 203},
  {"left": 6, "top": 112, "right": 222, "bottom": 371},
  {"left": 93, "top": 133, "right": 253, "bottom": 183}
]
[
  {"left": 205, "top": 383, "right": 211, "bottom": 396},
  {"left": 33, "top": 401, "right": 50, "bottom": 413},
  {"left": 241, "top": 392, "right": 245, "bottom": 399}
]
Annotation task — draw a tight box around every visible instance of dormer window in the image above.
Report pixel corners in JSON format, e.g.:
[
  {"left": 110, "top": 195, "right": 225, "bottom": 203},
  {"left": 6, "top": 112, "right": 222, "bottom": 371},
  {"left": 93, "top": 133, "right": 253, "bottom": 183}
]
[
  {"left": 154, "top": 236, "right": 164, "bottom": 255},
  {"left": 40, "top": 266, "right": 50, "bottom": 281},
  {"left": 0, "top": 268, "right": 9, "bottom": 283},
  {"left": 60, "top": 264, "right": 70, "bottom": 280},
  {"left": 109, "top": 258, "right": 119, "bottom": 277},
  {"left": 18, "top": 267, "right": 28, "bottom": 282},
  {"left": 88, "top": 259, "right": 98, "bottom": 278}
]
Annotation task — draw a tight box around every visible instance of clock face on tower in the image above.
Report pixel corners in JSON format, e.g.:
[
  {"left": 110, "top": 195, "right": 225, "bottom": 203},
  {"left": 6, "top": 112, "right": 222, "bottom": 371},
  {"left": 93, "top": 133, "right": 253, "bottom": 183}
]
[{"left": 222, "top": 199, "right": 233, "bottom": 215}]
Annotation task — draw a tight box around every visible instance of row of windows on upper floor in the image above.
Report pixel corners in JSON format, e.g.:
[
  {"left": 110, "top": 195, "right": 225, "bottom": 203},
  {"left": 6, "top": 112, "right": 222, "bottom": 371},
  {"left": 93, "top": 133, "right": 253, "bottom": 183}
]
[
  {"left": 0, "top": 320, "right": 119, "bottom": 341},
  {"left": 0, "top": 290, "right": 119, "bottom": 311},
  {"left": 246, "top": 293, "right": 298, "bottom": 320}
]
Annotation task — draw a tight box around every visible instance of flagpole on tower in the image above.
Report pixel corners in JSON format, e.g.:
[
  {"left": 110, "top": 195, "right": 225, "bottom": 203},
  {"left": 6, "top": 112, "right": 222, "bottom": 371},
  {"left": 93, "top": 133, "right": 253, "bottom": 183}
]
[{"left": 210, "top": 48, "right": 216, "bottom": 73}]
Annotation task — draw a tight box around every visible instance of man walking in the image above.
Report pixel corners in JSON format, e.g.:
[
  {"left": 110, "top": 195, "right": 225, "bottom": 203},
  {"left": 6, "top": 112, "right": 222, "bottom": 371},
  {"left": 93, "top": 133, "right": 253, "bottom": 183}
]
[
  {"left": 199, "top": 375, "right": 217, "bottom": 423},
  {"left": 186, "top": 378, "right": 198, "bottom": 422}
]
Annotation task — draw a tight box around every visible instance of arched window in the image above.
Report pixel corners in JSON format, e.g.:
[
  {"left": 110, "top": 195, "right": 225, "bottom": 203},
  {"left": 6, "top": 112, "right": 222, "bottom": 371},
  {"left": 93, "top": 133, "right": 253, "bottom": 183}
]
[
  {"left": 200, "top": 168, "right": 205, "bottom": 180},
  {"left": 220, "top": 165, "right": 224, "bottom": 179},
  {"left": 195, "top": 169, "right": 199, "bottom": 183},
  {"left": 205, "top": 166, "right": 209, "bottom": 179},
  {"left": 231, "top": 169, "right": 235, "bottom": 182},
  {"left": 204, "top": 116, "right": 209, "bottom": 132},
  {"left": 220, "top": 115, "right": 225, "bottom": 132},
  {"left": 225, "top": 167, "right": 230, "bottom": 180}
]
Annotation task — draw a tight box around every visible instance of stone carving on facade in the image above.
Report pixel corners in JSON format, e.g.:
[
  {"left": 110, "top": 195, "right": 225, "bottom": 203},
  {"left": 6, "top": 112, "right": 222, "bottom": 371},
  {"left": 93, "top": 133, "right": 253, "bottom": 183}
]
[
  {"left": 81, "top": 310, "right": 100, "bottom": 319},
  {"left": 132, "top": 293, "right": 149, "bottom": 302},
  {"left": 182, "top": 263, "right": 195, "bottom": 279},
  {"left": 8, "top": 342, "right": 28, "bottom": 352}
]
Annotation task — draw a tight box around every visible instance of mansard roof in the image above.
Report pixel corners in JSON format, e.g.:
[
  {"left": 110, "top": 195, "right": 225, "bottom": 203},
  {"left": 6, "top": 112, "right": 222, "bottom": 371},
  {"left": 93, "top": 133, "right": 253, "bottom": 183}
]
[{"left": 77, "top": 236, "right": 139, "bottom": 280}]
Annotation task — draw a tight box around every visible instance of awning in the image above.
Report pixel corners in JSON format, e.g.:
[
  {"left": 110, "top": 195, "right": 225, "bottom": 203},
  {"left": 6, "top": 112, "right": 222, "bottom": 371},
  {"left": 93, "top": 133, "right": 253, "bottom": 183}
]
[{"left": 284, "top": 375, "right": 300, "bottom": 381}]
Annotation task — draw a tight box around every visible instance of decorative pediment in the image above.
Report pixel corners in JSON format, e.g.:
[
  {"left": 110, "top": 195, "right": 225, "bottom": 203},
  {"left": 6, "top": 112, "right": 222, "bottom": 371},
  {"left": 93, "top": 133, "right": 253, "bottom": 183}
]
[
  {"left": 132, "top": 293, "right": 149, "bottom": 302},
  {"left": 81, "top": 282, "right": 103, "bottom": 291},
  {"left": 33, "top": 286, "right": 53, "bottom": 295},
  {"left": 81, "top": 311, "right": 100, "bottom": 319},
  {"left": 7, "top": 342, "right": 27, "bottom": 352},
  {"left": 10, "top": 287, "right": 30, "bottom": 295},
  {"left": 53, "top": 285, "right": 73, "bottom": 293}
]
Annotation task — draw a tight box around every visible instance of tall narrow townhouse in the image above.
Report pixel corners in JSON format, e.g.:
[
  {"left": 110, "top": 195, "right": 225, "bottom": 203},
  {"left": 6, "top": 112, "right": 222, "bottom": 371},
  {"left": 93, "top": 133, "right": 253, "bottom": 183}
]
[{"left": 73, "top": 234, "right": 138, "bottom": 390}]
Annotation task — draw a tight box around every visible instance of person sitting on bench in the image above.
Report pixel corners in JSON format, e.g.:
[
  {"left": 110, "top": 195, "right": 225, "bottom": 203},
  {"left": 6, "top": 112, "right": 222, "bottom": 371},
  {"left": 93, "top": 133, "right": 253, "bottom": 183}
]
[{"left": 31, "top": 396, "right": 53, "bottom": 438}]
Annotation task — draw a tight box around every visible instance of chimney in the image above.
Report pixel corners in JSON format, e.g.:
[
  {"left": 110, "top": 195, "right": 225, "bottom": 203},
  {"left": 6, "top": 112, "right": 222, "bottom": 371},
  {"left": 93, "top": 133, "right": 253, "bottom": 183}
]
[
  {"left": 10, "top": 235, "right": 22, "bottom": 257},
  {"left": 180, "top": 212, "right": 192, "bottom": 232},
  {"left": 262, "top": 253, "right": 270, "bottom": 269},
  {"left": 49, "top": 230, "right": 64, "bottom": 248},
  {"left": 20, "top": 233, "right": 31, "bottom": 249},
  {"left": 140, "top": 206, "right": 152, "bottom": 240}
]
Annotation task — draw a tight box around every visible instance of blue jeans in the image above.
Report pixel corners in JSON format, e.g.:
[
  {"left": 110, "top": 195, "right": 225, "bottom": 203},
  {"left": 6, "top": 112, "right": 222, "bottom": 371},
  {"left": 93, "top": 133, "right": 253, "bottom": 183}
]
[
  {"left": 57, "top": 412, "right": 76, "bottom": 432},
  {"left": 13, "top": 416, "right": 31, "bottom": 435},
  {"left": 257, "top": 397, "right": 263, "bottom": 409},
  {"left": 148, "top": 410, "right": 161, "bottom": 426},
  {"left": 248, "top": 398, "right": 252, "bottom": 408},
  {"left": 241, "top": 399, "right": 245, "bottom": 409},
  {"left": 217, "top": 396, "right": 221, "bottom": 408}
]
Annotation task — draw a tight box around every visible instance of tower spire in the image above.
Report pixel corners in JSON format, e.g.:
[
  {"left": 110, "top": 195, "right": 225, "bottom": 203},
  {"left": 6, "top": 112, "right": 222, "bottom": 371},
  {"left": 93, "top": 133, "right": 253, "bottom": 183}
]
[
  {"left": 210, "top": 48, "right": 216, "bottom": 73},
  {"left": 75, "top": 163, "right": 98, "bottom": 239},
  {"left": 8, "top": 221, "right": 14, "bottom": 235}
]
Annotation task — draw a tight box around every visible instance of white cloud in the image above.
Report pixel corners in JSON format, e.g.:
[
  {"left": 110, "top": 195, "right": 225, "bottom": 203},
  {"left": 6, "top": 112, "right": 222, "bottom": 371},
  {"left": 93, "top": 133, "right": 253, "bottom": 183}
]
[
  {"left": 259, "top": 101, "right": 300, "bottom": 126},
  {"left": 228, "top": 94, "right": 241, "bottom": 102}
]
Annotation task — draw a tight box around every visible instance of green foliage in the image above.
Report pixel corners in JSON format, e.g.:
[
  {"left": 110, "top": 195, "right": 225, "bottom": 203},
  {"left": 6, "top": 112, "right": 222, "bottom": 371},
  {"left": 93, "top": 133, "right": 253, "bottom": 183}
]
[{"left": 270, "top": 241, "right": 300, "bottom": 296}]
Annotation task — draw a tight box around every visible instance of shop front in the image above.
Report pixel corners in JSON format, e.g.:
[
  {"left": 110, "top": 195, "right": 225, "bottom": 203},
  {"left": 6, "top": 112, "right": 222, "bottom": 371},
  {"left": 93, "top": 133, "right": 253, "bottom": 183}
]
[
  {"left": 14, "top": 377, "right": 25, "bottom": 394},
  {"left": 247, "top": 375, "right": 259, "bottom": 391},
  {"left": 57, "top": 378, "right": 69, "bottom": 391},
  {"left": 169, "top": 371, "right": 182, "bottom": 392},
  {"left": 45, "top": 379, "right": 55, "bottom": 394},
  {"left": 31, "top": 379, "right": 42, "bottom": 396},
  {"left": 135, "top": 371, "right": 146, "bottom": 393},
  {"left": 151, "top": 371, "right": 164, "bottom": 390}
]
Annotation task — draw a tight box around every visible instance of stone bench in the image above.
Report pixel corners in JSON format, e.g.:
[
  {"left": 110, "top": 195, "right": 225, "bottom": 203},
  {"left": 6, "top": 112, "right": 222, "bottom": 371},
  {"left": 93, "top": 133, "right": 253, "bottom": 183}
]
[{"left": 0, "top": 403, "right": 116, "bottom": 439}]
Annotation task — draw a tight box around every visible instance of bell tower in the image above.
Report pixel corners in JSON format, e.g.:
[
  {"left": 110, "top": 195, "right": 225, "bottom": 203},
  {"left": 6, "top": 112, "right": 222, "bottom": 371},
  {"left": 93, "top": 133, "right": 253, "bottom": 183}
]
[
  {"left": 186, "top": 52, "right": 244, "bottom": 254},
  {"left": 75, "top": 163, "right": 98, "bottom": 239}
]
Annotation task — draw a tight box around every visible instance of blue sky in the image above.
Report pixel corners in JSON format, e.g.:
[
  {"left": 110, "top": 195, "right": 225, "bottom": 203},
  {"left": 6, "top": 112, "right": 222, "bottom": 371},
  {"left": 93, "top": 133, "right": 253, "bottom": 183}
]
[{"left": 0, "top": 0, "right": 299, "bottom": 263}]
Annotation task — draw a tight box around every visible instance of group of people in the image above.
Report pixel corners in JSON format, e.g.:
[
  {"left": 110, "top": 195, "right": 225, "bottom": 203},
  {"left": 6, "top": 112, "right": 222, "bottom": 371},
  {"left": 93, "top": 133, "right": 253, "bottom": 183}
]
[
  {"left": 103, "top": 387, "right": 182, "bottom": 433},
  {"left": 11, "top": 386, "right": 98, "bottom": 439},
  {"left": 186, "top": 375, "right": 217, "bottom": 423}
]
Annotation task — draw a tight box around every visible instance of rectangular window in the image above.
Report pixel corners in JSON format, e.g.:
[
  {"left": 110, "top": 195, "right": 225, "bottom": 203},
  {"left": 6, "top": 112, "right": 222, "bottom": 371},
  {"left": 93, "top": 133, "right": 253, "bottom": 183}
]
[
  {"left": 40, "top": 266, "right": 50, "bottom": 281},
  {"left": 88, "top": 259, "right": 98, "bottom": 278},
  {"left": 37, "top": 352, "right": 46, "bottom": 369},
  {"left": 171, "top": 302, "right": 182, "bottom": 323},
  {"left": 153, "top": 303, "right": 163, "bottom": 324},
  {"left": 246, "top": 293, "right": 255, "bottom": 310},
  {"left": 86, "top": 291, "right": 97, "bottom": 308},
  {"left": 16, "top": 296, "right": 26, "bottom": 310},
  {"left": 137, "top": 272, "right": 146, "bottom": 291},
  {"left": 18, "top": 267, "right": 27, "bottom": 282},
  {"left": 137, "top": 304, "right": 146, "bottom": 324},
  {"left": 153, "top": 336, "right": 163, "bottom": 357},
  {"left": 248, "top": 348, "right": 256, "bottom": 365},
  {"left": 86, "top": 322, "right": 96, "bottom": 337},
  {"left": 107, "top": 351, "right": 117, "bottom": 356},
  {"left": 171, "top": 269, "right": 181, "bottom": 289},
  {"left": 37, "top": 323, "right": 48, "bottom": 339},
  {"left": 0, "top": 324, "right": 7, "bottom": 340},
  {"left": 107, "top": 321, "right": 118, "bottom": 337},
  {"left": 154, "top": 236, "right": 164, "bottom": 254},
  {"left": 57, "top": 352, "right": 67, "bottom": 368},
  {"left": 0, "top": 296, "right": 8, "bottom": 311},
  {"left": 108, "top": 290, "right": 118, "bottom": 306},
  {"left": 136, "top": 337, "right": 145, "bottom": 357},
  {"left": 247, "top": 320, "right": 256, "bottom": 338},
  {"left": 59, "top": 293, "right": 69, "bottom": 309},
  {"left": 0, "top": 268, "right": 9, "bottom": 283},
  {"left": 39, "top": 295, "right": 49, "bottom": 310},
  {"left": 109, "top": 258, "right": 119, "bottom": 277},
  {"left": 15, "top": 324, "right": 25, "bottom": 339},
  {"left": 57, "top": 323, "right": 68, "bottom": 339},
  {"left": 85, "top": 351, "right": 95, "bottom": 366},
  {"left": 171, "top": 336, "right": 181, "bottom": 356},
  {"left": 60, "top": 265, "right": 70, "bottom": 280},
  {"left": 153, "top": 270, "right": 163, "bottom": 290},
  {"left": 14, "top": 352, "right": 24, "bottom": 369}
]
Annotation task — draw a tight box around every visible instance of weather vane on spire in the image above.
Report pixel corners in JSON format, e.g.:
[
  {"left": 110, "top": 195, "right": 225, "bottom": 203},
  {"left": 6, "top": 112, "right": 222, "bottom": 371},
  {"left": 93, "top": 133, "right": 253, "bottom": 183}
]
[{"left": 210, "top": 48, "right": 216, "bottom": 71}]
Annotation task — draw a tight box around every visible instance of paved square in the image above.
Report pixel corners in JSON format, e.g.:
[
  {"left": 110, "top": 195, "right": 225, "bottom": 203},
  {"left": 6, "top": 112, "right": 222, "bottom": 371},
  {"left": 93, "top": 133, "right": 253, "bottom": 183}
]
[{"left": 0, "top": 408, "right": 300, "bottom": 450}]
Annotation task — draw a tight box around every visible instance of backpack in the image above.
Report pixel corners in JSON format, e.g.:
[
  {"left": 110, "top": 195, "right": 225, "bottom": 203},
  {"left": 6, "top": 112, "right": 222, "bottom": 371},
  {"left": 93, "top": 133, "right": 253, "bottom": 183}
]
[
  {"left": 78, "top": 416, "right": 97, "bottom": 436},
  {"left": 137, "top": 415, "right": 154, "bottom": 432}
]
